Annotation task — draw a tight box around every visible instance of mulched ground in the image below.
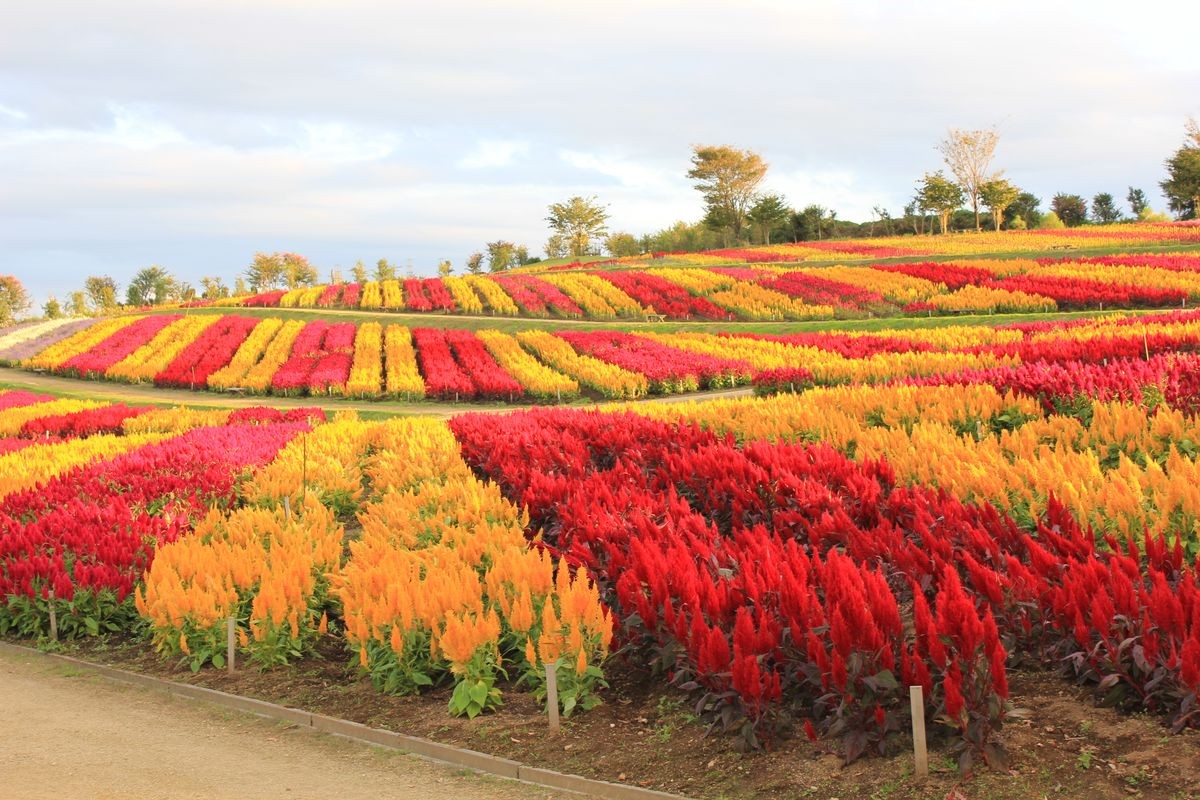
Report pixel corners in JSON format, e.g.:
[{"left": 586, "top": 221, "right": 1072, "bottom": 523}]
[{"left": 22, "top": 633, "right": 1199, "bottom": 800}]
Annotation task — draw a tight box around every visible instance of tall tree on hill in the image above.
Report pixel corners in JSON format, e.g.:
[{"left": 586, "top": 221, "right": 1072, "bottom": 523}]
[
  {"left": 1051, "top": 193, "right": 1088, "bottom": 227},
  {"left": 84, "top": 275, "right": 119, "bottom": 313},
  {"left": 979, "top": 179, "right": 1020, "bottom": 231},
  {"left": 916, "top": 171, "right": 964, "bottom": 235},
  {"left": 42, "top": 296, "right": 63, "bottom": 319},
  {"left": 201, "top": 276, "right": 229, "bottom": 300},
  {"left": 938, "top": 128, "right": 1000, "bottom": 231},
  {"left": 246, "top": 253, "right": 286, "bottom": 291},
  {"left": 67, "top": 290, "right": 88, "bottom": 317},
  {"left": 351, "top": 261, "right": 368, "bottom": 284},
  {"left": 486, "top": 241, "right": 517, "bottom": 272},
  {"left": 1126, "top": 187, "right": 1149, "bottom": 217},
  {"left": 0, "top": 275, "right": 31, "bottom": 325},
  {"left": 605, "top": 232, "right": 641, "bottom": 257},
  {"left": 748, "top": 194, "right": 792, "bottom": 244},
  {"left": 546, "top": 195, "right": 609, "bottom": 258},
  {"left": 465, "top": 252, "right": 484, "bottom": 274},
  {"left": 1005, "top": 192, "right": 1042, "bottom": 229},
  {"left": 1161, "top": 117, "right": 1200, "bottom": 220},
  {"left": 1091, "top": 193, "right": 1121, "bottom": 224},
  {"left": 283, "top": 253, "right": 317, "bottom": 288},
  {"left": 687, "top": 145, "right": 768, "bottom": 241},
  {"left": 437, "top": 259, "right": 453, "bottom": 278},
  {"left": 126, "top": 266, "right": 178, "bottom": 306},
  {"left": 375, "top": 258, "right": 397, "bottom": 281}
]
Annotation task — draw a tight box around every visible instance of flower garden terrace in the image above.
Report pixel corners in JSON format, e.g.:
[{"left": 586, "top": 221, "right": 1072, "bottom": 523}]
[
  {"left": 8, "top": 308, "right": 1200, "bottom": 406},
  {"left": 1, "top": 373, "right": 1199, "bottom": 777},
  {"left": 166, "top": 225, "right": 1200, "bottom": 324}
]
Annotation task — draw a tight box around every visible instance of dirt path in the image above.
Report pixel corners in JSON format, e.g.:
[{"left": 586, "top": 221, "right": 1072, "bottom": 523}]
[
  {"left": 0, "top": 366, "right": 753, "bottom": 416},
  {"left": 0, "top": 648, "right": 563, "bottom": 800}
]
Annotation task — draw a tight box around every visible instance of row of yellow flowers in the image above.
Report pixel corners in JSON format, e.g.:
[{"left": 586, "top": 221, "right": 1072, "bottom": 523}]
[
  {"left": 477, "top": 330, "right": 580, "bottom": 401},
  {"left": 24, "top": 316, "right": 145, "bottom": 370},
  {"left": 206, "top": 317, "right": 286, "bottom": 390},
  {"left": 541, "top": 273, "right": 644, "bottom": 318},
  {"left": 383, "top": 325, "right": 425, "bottom": 398},
  {"left": 443, "top": 276, "right": 484, "bottom": 314},
  {"left": 628, "top": 383, "right": 1200, "bottom": 550},
  {"left": 106, "top": 316, "right": 220, "bottom": 383},
  {"left": 337, "top": 322, "right": 383, "bottom": 397},
  {"left": 0, "top": 431, "right": 168, "bottom": 501},
  {"left": 516, "top": 330, "right": 648, "bottom": 399},
  {"left": 919, "top": 286, "right": 1056, "bottom": 314}
]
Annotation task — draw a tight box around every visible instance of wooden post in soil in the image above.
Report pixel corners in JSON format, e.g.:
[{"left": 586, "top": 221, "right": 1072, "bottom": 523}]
[
  {"left": 545, "top": 660, "right": 561, "bottom": 734},
  {"left": 47, "top": 588, "right": 58, "bottom": 642},
  {"left": 910, "top": 685, "right": 928, "bottom": 780},
  {"left": 226, "top": 617, "right": 236, "bottom": 674}
]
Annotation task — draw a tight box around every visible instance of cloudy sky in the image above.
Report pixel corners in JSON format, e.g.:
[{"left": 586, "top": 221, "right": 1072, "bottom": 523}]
[{"left": 1, "top": 1, "right": 1197, "bottom": 303}]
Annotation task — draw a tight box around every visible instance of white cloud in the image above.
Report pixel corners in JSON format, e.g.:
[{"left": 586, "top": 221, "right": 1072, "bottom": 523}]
[
  {"left": 0, "top": 104, "right": 28, "bottom": 122},
  {"left": 457, "top": 139, "right": 529, "bottom": 169}
]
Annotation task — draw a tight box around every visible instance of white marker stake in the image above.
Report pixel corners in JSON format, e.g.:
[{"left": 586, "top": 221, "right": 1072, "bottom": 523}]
[
  {"left": 545, "top": 661, "right": 560, "bottom": 734},
  {"left": 283, "top": 495, "right": 291, "bottom": 521},
  {"left": 910, "top": 685, "right": 928, "bottom": 780},
  {"left": 227, "top": 617, "right": 236, "bottom": 673}
]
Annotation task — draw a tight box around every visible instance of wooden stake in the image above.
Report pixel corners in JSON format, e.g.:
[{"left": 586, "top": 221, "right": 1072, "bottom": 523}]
[
  {"left": 227, "top": 617, "right": 236, "bottom": 674},
  {"left": 47, "top": 588, "right": 58, "bottom": 642},
  {"left": 545, "top": 660, "right": 560, "bottom": 734},
  {"left": 283, "top": 494, "right": 291, "bottom": 521},
  {"left": 910, "top": 685, "right": 928, "bottom": 780}
]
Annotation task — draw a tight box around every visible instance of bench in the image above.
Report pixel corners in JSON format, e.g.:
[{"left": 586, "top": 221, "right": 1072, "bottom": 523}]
[
  {"left": 644, "top": 313, "right": 667, "bottom": 323},
  {"left": 225, "top": 386, "right": 248, "bottom": 396}
]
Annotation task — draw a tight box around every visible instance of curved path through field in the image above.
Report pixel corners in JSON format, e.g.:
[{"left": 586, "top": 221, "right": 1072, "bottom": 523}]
[
  {"left": 0, "top": 648, "right": 563, "bottom": 800},
  {"left": 0, "top": 366, "right": 754, "bottom": 417}
]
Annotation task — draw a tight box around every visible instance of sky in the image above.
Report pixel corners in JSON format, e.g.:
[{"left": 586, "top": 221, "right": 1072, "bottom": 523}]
[{"left": 1, "top": 1, "right": 1198, "bottom": 304}]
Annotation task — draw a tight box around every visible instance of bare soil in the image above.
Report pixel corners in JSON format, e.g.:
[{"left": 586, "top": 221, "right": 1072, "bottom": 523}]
[
  {"left": 0, "top": 646, "right": 565, "bottom": 800},
  {"left": 28, "top": 634, "right": 1200, "bottom": 800}
]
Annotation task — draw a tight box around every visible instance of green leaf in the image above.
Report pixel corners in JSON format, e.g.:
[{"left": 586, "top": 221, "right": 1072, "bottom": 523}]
[
  {"left": 468, "top": 680, "right": 489, "bottom": 706},
  {"left": 211, "top": 652, "right": 225, "bottom": 669}
]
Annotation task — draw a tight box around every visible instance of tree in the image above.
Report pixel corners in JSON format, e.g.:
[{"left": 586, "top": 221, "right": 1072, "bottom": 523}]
[
  {"left": 201, "top": 276, "right": 230, "bottom": 300},
  {"left": 791, "top": 205, "right": 828, "bottom": 241},
  {"left": 1005, "top": 192, "right": 1042, "bottom": 229},
  {"left": 437, "top": 259, "right": 453, "bottom": 278},
  {"left": 465, "top": 252, "right": 484, "bottom": 274},
  {"left": 375, "top": 259, "right": 397, "bottom": 281},
  {"left": 1127, "top": 187, "right": 1149, "bottom": 217},
  {"left": 979, "top": 179, "right": 1020, "bottom": 231},
  {"left": 328, "top": 268, "right": 343, "bottom": 285},
  {"left": 486, "top": 241, "right": 517, "bottom": 272},
  {"left": 916, "top": 171, "right": 965, "bottom": 234},
  {"left": 640, "top": 221, "right": 721, "bottom": 253},
  {"left": 1161, "top": 118, "right": 1200, "bottom": 220},
  {"left": 687, "top": 144, "right": 768, "bottom": 240},
  {"left": 178, "top": 282, "right": 197, "bottom": 302},
  {"left": 125, "top": 266, "right": 178, "bottom": 306},
  {"left": 282, "top": 254, "right": 317, "bottom": 288},
  {"left": 246, "top": 253, "right": 286, "bottom": 292},
  {"left": 351, "top": 261, "right": 368, "bottom": 284},
  {"left": 546, "top": 196, "right": 609, "bottom": 258},
  {"left": 84, "top": 276, "right": 119, "bottom": 313},
  {"left": 66, "top": 291, "right": 88, "bottom": 317},
  {"left": 605, "top": 232, "right": 641, "bottom": 257},
  {"left": 938, "top": 128, "right": 1000, "bottom": 231},
  {"left": 0, "top": 275, "right": 31, "bottom": 325},
  {"left": 1051, "top": 193, "right": 1088, "bottom": 227},
  {"left": 1038, "top": 211, "right": 1066, "bottom": 230},
  {"left": 233, "top": 277, "right": 249, "bottom": 296},
  {"left": 1091, "top": 193, "right": 1121, "bottom": 224},
  {"left": 748, "top": 194, "right": 792, "bottom": 244},
  {"left": 43, "top": 296, "right": 63, "bottom": 319},
  {"left": 514, "top": 245, "right": 533, "bottom": 266}
]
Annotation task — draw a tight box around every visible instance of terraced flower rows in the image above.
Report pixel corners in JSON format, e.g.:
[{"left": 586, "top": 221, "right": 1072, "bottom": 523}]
[
  {"left": 187, "top": 226, "right": 1200, "bottom": 321},
  {"left": 8, "top": 308, "right": 1200, "bottom": 404}
]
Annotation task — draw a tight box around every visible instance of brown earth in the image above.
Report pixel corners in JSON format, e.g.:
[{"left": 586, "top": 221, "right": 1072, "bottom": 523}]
[
  {"left": 25, "top": 634, "right": 1200, "bottom": 800},
  {"left": 0, "top": 646, "right": 565, "bottom": 800}
]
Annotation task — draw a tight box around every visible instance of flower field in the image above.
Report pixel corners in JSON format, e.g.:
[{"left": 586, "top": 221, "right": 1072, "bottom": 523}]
[
  {"left": 2, "top": 354, "right": 1199, "bottom": 772},
  {"left": 11, "top": 307, "right": 1200, "bottom": 406},
  {"left": 180, "top": 225, "right": 1200, "bottom": 322}
]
